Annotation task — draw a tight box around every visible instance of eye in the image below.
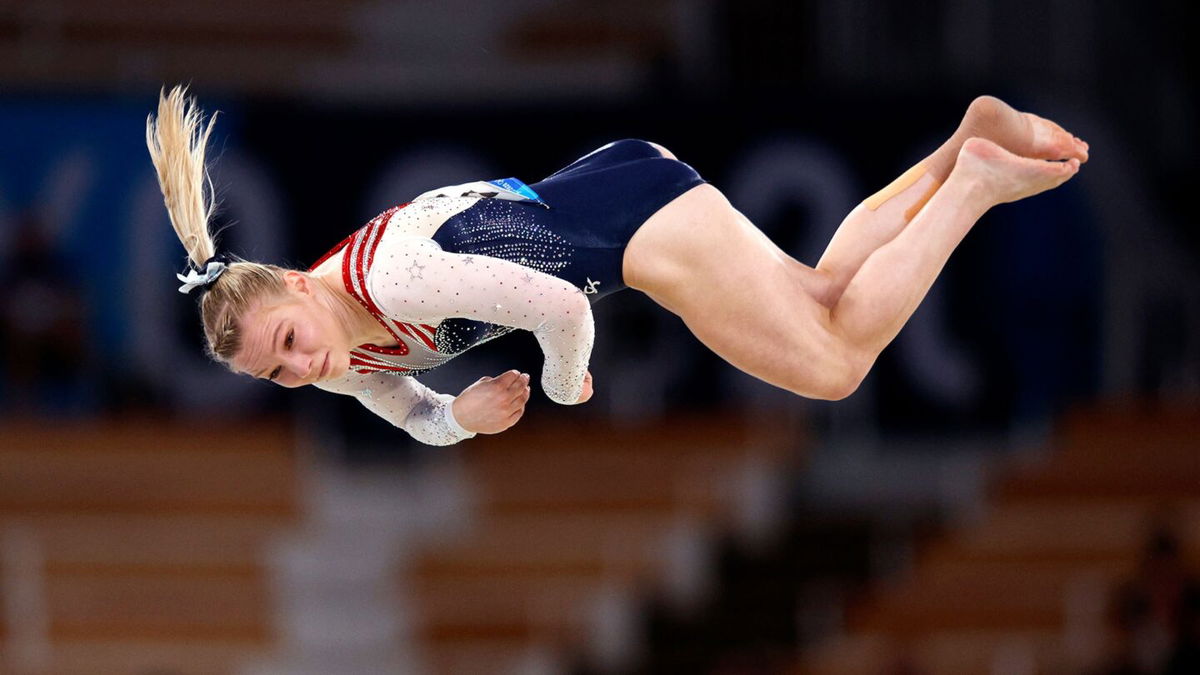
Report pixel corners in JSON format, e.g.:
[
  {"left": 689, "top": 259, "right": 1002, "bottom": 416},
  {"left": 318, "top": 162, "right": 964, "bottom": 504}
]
[
  {"left": 269, "top": 366, "right": 282, "bottom": 381},
  {"left": 285, "top": 329, "right": 294, "bottom": 350}
]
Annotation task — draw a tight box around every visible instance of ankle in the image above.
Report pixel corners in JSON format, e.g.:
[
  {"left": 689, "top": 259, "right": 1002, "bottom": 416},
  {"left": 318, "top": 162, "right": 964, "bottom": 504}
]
[{"left": 941, "top": 167, "right": 994, "bottom": 216}]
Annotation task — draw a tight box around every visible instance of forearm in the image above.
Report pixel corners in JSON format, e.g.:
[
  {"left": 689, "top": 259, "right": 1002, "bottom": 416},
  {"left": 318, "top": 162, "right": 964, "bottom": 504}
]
[
  {"left": 315, "top": 372, "right": 476, "bottom": 446},
  {"left": 402, "top": 390, "right": 477, "bottom": 446}
]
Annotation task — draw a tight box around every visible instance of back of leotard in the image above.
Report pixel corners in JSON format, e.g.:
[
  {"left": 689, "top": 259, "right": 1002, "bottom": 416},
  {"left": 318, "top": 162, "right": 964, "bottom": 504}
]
[{"left": 430, "top": 139, "right": 705, "bottom": 302}]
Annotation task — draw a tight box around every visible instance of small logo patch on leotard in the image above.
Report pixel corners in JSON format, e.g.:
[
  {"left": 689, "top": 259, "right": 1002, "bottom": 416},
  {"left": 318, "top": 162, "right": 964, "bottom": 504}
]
[{"left": 487, "top": 178, "right": 549, "bottom": 208}]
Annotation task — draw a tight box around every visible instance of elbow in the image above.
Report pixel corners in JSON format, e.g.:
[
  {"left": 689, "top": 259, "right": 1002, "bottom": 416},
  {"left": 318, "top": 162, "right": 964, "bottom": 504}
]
[
  {"left": 543, "top": 380, "right": 582, "bottom": 406},
  {"left": 567, "top": 289, "right": 592, "bottom": 320}
]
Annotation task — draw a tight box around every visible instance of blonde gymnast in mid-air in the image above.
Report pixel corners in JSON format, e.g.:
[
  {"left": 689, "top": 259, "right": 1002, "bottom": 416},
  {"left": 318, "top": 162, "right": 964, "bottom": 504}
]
[{"left": 146, "top": 86, "right": 1087, "bottom": 445}]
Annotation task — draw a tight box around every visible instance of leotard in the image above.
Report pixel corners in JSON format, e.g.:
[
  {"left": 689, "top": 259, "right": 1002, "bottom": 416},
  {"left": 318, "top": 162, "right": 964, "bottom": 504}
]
[{"left": 310, "top": 140, "right": 705, "bottom": 445}]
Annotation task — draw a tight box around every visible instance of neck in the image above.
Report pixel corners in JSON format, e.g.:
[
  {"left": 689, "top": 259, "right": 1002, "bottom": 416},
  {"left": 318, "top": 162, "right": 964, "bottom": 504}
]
[{"left": 313, "top": 268, "right": 392, "bottom": 346}]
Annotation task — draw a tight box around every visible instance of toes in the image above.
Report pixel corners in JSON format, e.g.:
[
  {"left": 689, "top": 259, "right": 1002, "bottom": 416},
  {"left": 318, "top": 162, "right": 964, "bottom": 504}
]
[
  {"left": 1061, "top": 132, "right": 1089, "bottom": 163},
  {"left": 1027, "top": 113, "right": 1089, "bottom": 162},
  {"left": 1052, "top": 158, "right": 1081, "bottom": 188},
  {"left": 1073, "top": 137, "right": 1090, "bottom": 163},
  {"left": 1054, "top": 134, "right": 1088, "bottom": 163},
  {"left": 1047, "top": 130, "right": 1085, "bottom": 162}
]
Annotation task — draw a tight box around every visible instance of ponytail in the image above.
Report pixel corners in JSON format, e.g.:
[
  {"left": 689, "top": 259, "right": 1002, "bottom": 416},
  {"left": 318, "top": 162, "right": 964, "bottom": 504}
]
[
  {"left": 145, "top": 85, "right": 218, "bottom": 268},
  {"left": 145, "top": 86, "right": 289, "bottom": 365}
]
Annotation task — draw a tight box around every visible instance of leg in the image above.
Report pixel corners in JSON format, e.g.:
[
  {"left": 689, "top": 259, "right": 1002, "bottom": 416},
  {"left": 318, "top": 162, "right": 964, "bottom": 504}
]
[
  {"left": 623, "top": 138, "right": 1080, "bottom": 400},
  {"left": 808, "top": 96, "right": 1089, "bottom": 308},
  {"left": 625, "top": 185, "right": 870, "bottom": 400},
  {"left": 829, "top": 138, "right": 1079, "bottom": 357}
]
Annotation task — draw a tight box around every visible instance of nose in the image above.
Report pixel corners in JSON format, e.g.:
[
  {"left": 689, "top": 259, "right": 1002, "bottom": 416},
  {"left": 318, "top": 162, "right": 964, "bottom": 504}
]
[{"left": 288, "top": 352, "right": 314, "bottom": 381}]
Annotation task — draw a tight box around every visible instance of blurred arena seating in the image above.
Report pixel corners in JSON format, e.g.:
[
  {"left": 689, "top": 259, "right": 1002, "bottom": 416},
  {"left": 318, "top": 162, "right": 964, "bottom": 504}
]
[
  {"left": 793, "top": 405, "right": 1200, "bottom": 675},
  {"left": 0, "top": 420, "right": 298, "bottom": 675},
  {"left": 0, "top": 0, "right": 357, "bottom": 90},
  {"left": 0, "top": 0, "right": 682, "bottom": 101},
  {"left": 404, "top": 413, "right": 794, "bottom": 675}
]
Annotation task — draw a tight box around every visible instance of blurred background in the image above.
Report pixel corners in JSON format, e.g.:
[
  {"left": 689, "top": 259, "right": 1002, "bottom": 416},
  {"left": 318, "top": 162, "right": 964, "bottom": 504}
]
[{"left": 0, "top": 0, "right": 1197, "bottom": 673}]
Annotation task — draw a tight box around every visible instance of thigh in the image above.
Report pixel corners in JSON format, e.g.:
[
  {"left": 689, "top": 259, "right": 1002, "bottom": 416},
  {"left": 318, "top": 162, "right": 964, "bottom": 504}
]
[{"left": 622, "top": 185, "right": 866, "bottom": 398}]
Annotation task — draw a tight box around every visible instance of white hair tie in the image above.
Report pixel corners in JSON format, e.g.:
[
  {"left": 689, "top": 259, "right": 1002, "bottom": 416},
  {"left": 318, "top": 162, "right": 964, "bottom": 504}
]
[{"left": 177, "top": 257, "right": 229, "bottom": 294}]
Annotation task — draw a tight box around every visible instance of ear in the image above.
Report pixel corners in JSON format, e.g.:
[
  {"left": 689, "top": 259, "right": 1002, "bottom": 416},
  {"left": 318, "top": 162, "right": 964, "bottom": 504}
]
[{"left": 282, "top": 270, "right": 313, "bottom": 296}]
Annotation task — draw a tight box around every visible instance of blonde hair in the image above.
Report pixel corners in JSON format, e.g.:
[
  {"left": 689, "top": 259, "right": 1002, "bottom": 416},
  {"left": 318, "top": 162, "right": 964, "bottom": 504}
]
[{"left": 145, "top": 85, "right": 288, "bottom": 364}]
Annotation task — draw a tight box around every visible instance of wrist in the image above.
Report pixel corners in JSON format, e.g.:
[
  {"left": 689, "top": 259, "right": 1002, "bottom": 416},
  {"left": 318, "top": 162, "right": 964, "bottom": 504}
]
[{"left": 445, "top": 397, "right": 476, "bottom": 438}]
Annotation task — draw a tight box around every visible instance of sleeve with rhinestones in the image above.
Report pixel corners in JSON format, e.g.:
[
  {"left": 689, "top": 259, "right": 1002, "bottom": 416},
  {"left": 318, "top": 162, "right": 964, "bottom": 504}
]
[
  {"left": 314, "top": 371, "right": 475, "bottom": 446},
  {"left": 369, "top": 236, "right": 593, "bottom": 404}
]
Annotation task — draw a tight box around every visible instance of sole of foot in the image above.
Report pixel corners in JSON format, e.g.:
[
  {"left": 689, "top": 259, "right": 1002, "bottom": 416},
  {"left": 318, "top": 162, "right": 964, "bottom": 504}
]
[{"left": 957, "top": 137, "right": 1081, "bottom": 205}]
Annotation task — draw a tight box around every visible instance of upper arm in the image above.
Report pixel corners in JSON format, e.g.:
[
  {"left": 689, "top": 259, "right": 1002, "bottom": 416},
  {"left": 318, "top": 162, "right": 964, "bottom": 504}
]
[
  {"left": 369, "top": 238, "right": 593, "bottom": 404},
  {"left": 370, "top": 236, "right": 591, "bottom": 331}
]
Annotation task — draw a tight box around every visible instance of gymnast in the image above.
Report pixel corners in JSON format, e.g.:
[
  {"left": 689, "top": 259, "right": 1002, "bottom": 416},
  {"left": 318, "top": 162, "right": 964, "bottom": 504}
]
[{"left": 146, "top": 87, "right": 1087, "bottom": 445}]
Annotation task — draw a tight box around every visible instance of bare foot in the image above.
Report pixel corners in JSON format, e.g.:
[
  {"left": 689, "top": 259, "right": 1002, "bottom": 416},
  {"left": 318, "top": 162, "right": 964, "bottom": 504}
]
[
  {"left": 960, "top": 95, "right": 1089, "bottom": 164},
  {"left": 956, "top": 137, "right": 1081, "bottom": 206},
  {"left": 1023, "top": 111, "right": 1089, "bottom": 163}
]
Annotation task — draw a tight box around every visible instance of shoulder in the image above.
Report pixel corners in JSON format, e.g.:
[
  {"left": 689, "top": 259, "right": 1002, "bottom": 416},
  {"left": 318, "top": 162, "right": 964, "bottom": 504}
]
[
  {"left": 363, "top": 231, "right": 446, "bottom": 322},
  {"left": 383, "top": 196, "right": 480, "bottom": 238}
]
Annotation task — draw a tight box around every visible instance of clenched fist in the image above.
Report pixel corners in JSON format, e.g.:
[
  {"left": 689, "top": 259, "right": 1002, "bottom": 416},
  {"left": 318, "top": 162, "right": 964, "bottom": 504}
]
[{"left": 451, "top": 370, "right": 532, "bottom": 434}]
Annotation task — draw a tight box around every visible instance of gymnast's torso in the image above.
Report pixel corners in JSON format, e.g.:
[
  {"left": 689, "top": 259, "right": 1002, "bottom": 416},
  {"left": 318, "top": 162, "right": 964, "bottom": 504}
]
[{"left": 310, "top": 139, "right": 706, "bottom": 393}]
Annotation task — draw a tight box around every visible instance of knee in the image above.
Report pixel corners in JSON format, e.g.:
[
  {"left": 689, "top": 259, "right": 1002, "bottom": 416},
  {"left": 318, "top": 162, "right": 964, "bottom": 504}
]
[
  {"left": 774, "top": 342, "right": 871, "bottom": 401},
  {"left": 813, "top": 365, "right": 866, "bottom": 401},
  {"left": 807, "top": 348, "right": 872, "bottom": 401}
]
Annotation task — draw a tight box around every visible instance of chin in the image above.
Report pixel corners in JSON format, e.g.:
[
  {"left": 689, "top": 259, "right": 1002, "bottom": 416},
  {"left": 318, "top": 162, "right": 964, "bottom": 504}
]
[{"left": 334, "top": 351, "right": 352, "bottom": 378}]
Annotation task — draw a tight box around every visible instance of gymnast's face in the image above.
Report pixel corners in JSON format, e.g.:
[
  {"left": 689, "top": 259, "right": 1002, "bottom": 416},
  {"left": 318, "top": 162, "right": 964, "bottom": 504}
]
[{"left": 231, "top": 272, "right": 354, "bottom": 388}]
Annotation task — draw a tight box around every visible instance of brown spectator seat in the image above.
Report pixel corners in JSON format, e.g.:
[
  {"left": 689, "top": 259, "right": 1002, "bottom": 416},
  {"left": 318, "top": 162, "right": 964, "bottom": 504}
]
[
  {"left": 0, "top": 420, "right": 298, "bottom": 675},
  {"left": 468, "top": 447, "right": 750, "bottom": 517},
  {"left": 406, "top": 412, "right": 795, "bottom": 675},
  {"left": 797, "top": 405, "right": 1200, "bottom": 675},
  {"left": 855, "top": 558, "right": 1128, "bottom": 633},
  {"left": 0, "top": 0, "right": 358, "bottom": 91}
]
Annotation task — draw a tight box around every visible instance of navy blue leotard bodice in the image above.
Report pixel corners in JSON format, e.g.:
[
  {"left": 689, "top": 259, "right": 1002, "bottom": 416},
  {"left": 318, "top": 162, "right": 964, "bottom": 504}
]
[{"left": 431, "top": 139, "right": 705, "bottom": 302}]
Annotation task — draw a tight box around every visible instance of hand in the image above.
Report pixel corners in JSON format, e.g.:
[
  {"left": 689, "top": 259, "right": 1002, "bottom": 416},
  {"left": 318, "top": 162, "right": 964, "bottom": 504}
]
[
  {"left": 451, "top": 370, "right": 532, "bottom": 434},
  {"left": 575, "top": 370, "right": 593, "bottom": 404}
]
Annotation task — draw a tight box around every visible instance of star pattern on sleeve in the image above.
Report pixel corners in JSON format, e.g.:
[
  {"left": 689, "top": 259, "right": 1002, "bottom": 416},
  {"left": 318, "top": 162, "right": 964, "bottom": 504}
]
[
  {"left": 369, "top": 237, "right": 594, "bottom": 405},
  {"left": 316, "top": 372, "right": 474, "bottom": 446}
]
